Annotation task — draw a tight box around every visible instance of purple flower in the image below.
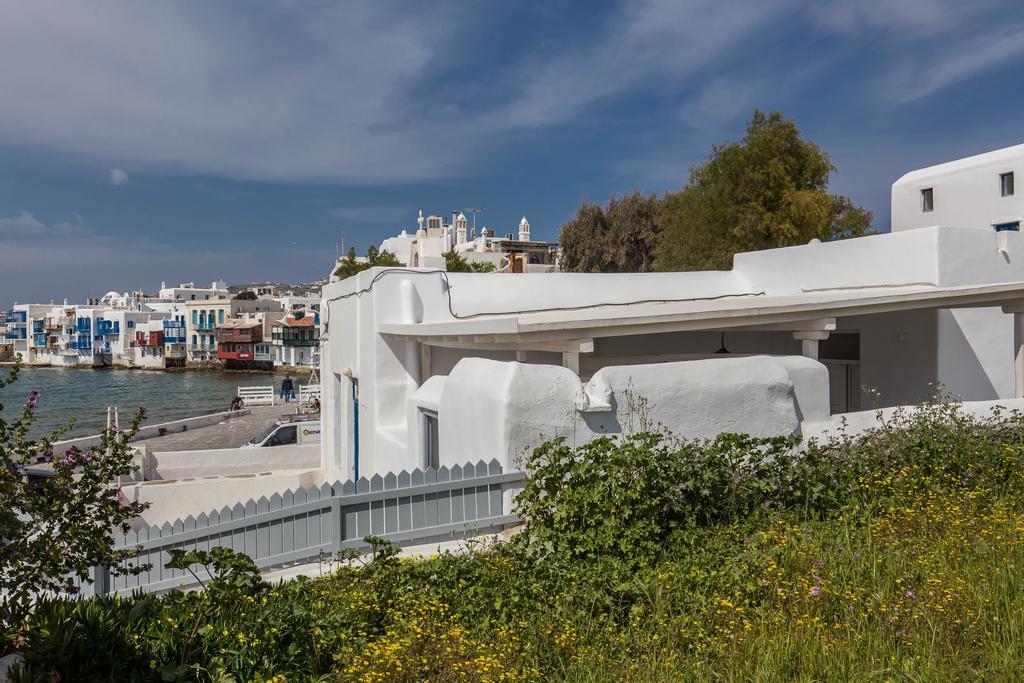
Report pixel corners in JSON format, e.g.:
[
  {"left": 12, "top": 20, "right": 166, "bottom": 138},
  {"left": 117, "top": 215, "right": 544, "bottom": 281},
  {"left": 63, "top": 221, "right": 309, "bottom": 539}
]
[
  {"left": 906, "top": 590, "right": 915, "bottom": 598},
  {"left": 60, "top": 445, "right": 81, "bottom": 466},
  {"left": 810, "top": 586, "right": 822, "bottom": 597}
]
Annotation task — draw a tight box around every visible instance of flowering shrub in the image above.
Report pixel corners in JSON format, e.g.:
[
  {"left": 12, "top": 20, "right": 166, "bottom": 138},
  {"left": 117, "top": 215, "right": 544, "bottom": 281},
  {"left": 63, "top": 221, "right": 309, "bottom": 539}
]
[
  {"left": 12, "top": 398, "right": 1024, "bottom": 680},
  {"left": 0, "top": 359, "right": 148, "bottom": 638}
]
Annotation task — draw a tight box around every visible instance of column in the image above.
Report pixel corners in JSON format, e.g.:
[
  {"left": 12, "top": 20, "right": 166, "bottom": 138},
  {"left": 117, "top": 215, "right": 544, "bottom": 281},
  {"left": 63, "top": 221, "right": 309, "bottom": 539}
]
[
  {"left": 792, "top": 330, "right": 830, "bottom": 361},
  {"left": 1001, "top": 304, "right": 1024, "bottom": 399},
  {"left": 1016, "top": 312, "right": 1024, "bottom": 399}
]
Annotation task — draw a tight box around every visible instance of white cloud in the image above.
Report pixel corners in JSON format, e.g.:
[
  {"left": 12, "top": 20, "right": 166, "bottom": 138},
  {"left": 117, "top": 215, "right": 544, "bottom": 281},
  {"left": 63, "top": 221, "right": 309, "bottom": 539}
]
[
  {"left": 330, "top": 205, "right": 413, "bottom": 224},
  {"left": 110, "top": 168, "right": 129, "bottom": 186},
  {"left": 885, "top": 28, "right": 1024, "bottom": 102},
  {"left": 0, "top": 2, "right": 473, "bottom": 184},
  {"left": 499, "top": 0, "right": 793, "bottom": 129},
  {"left": 0, "top": 210, "right": 327, "bottom": 306},
  {"left": 0, "top": 210, "right": 83, "bottom": 236},
  {"left": 0, "top": 0, "right": 1019, "bottom": 188}
]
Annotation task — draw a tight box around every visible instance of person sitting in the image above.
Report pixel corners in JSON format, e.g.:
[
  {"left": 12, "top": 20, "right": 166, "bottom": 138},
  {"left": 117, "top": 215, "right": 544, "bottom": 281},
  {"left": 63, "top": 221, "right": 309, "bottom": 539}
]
[
  {"left": 229, "top": 395, "right": 244, "bottom": 411},
  {"left": 310, "top": 397, "right": 321, "bottom": 413}
]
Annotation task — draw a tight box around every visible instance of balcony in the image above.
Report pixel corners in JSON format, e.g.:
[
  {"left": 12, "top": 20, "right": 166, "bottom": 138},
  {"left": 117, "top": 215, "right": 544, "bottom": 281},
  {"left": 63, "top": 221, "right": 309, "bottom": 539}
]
[
  {"left": 218, "top": 349, "right": 254, "bottom": 360},
  {"left": 74, "top": 318, "right": 91, "bottom": 333},
  {"left": 96, "top": 320, "right": 120, "bottom": 335},
  {"left": 3, "top": 330, "right": 26, "bottom": 340},
  {"left": 215, "top": 327, "right": 262, "bottom": 344},
  {"left": 4, "top": 311, "right": 26, "bottom": 324},
  {"left": 134, "top": 332, "right": 164, "bottom": 347},
  {"left": 163, "top": 320, "right": 187, "bottom": 342},
  {"left": 32, "top": 321, "right": 44, "bottom": 333}
]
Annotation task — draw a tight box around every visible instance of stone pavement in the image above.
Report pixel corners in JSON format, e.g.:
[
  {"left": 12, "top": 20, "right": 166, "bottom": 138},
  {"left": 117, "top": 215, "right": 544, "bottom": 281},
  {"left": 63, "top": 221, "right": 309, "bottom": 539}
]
[{"left": 141, "top": 404, "right": 304, "bottom": 453}]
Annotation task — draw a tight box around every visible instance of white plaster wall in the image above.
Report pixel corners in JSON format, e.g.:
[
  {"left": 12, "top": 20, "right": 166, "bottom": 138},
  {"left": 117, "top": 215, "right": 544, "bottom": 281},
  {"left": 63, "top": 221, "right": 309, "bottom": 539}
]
[
  {"left": 892, "top": 144, "right": 1024, "bottom": 232},
  {"left": 125, "top": 468, "right": 322, "bottom": 526},
  {"left": 936, "top": 308, "right": 1010, "bottom": 400},
  {"left": 146, "top": 444, "right": 320, "bottom": 480},
  {"left": 841, "top": 311, "right": 937, "bottom": 407},
  {"left": 803, "top": 398, "right": 1024, "bottom": 443},
  {"left": 437, "top": 356, "right": 828, "bottom": 473},
  {"left": 732, "top": 229, "right": 941, "bottom": 294}
]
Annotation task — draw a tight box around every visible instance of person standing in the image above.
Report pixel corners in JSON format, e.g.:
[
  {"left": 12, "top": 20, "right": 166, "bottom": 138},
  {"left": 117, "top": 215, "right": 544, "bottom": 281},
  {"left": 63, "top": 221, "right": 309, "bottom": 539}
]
[{"left": 281, "top": 374, "right": 294, "bottom": 403}]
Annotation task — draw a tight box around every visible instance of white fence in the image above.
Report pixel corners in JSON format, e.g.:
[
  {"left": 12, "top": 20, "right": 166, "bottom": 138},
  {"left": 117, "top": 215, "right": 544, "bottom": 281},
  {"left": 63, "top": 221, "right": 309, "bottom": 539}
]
[
  {"left": 238, "top": 385, "right": 275, "bottom": 406},
  {"left": 85, "top": 460, "right": 524, "bottom": 596}
]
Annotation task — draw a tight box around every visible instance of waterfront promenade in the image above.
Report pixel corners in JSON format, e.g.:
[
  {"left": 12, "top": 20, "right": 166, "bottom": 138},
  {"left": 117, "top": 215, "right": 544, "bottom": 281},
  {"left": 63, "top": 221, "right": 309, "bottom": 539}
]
[{"left": 140, "top": 404, "right": 289, "bottom": 451}]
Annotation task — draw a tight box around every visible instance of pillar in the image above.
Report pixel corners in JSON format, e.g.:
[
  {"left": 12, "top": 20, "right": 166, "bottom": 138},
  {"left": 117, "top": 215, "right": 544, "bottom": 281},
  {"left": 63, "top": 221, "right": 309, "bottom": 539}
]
[
  {"left": 1016, "top": 312, "right": 1024, "bottom": 399},
  {"left": 792, "top": 330, "right": 830, "bottom": 361},
  {"left": 562, "top": 351, "right": 580, "bottom": 375}
]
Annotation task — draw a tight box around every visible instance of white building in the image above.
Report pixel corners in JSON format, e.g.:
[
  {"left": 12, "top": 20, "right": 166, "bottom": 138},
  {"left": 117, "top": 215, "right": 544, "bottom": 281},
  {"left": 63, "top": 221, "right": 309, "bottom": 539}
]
[
  {"left": 378, "top": 210, "right": 559, "bottom": 272},
  {"left": 271, "top": 309, "right": 320, "bottom": 367},
  {"left": 318, "top": 143, "right": 1024, "bottom": 483},
  {"left": 158, "top": 280, "right": 229, "bottom": 302}
]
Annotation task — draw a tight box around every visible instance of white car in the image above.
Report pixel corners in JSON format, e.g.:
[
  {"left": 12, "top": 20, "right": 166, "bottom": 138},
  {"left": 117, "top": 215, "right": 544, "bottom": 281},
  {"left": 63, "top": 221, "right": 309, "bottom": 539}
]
[{"left": 242, "top": 416, "right": 321, "bottom": 448}]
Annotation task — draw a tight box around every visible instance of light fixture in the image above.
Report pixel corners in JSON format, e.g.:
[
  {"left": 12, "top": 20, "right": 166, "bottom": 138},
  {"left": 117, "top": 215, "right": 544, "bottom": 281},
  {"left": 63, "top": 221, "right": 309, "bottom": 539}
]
[{"left": 714, "top": 331, "right": 730, "bottom": 354}]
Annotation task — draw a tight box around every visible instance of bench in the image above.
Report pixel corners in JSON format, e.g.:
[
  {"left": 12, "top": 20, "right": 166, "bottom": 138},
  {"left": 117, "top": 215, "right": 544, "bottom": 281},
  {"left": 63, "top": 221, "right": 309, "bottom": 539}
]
[{"left": 238, "top": 386, "right": 275, "bottom": 406}]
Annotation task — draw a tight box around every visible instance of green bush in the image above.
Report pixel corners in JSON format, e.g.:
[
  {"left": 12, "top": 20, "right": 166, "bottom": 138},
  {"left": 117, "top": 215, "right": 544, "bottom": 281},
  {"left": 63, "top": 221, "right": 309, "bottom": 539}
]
[{"left": 12, "top": 400, "right": 1024, "bottom": 681}]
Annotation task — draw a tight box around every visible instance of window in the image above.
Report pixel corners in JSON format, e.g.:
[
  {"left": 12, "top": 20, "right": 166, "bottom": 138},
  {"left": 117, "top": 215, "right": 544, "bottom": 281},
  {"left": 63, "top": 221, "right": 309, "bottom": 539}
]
[
  {"left": 265, "top": 425, "right": 297, "bottom": 447},
  {"left": 191, "top": 334, "right": 197, "bottom": 347},
  {"left": 994, "top": 222, "right": 1020, "bottom": 232},
  {"left": 191, "top": 294, "right": 196, "bottom": 300},
  {"left": 192, "top": 310, "right": 198, "bottom": 325},
  {"left": 1001, "top": 172, "right": 1015, "bottom": 197},
  {"left": 421, "top": 409, "right": 439, "bottom": 470},
  {"left": 921, "top": 188, "right": 934, "bottom": 212},
  {"left": 218, "top": 310, "right": 225, "bottom": 324},
  {"left": 127, "top": 320, "right": 134, "bottom": 328}
]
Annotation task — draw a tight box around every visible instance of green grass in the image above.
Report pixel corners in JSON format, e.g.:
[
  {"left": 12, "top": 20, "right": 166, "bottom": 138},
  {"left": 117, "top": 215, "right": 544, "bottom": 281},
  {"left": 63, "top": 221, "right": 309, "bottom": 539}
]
[{"left": 12, "top": 404, "right": 1024, "bottom": 681}]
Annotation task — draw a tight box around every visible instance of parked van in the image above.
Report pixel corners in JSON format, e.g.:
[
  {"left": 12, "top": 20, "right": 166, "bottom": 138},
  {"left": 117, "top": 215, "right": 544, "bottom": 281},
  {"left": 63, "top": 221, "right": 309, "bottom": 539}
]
[{"left": 242, "top": 416, "right": 321, "bottom": 448}]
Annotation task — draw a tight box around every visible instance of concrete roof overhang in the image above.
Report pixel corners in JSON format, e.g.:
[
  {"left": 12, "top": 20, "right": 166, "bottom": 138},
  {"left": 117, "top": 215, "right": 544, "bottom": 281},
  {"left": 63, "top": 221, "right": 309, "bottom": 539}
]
[{"left": 379, "top": 281, "right": 1024, "bottom": 350}]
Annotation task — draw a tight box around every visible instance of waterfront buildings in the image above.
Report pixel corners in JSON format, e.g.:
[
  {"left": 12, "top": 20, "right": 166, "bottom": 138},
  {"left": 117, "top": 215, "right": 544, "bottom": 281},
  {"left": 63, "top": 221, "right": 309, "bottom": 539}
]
[
  {"left": 271, "top": 309, "right": 320, "bottom": 368},
  {"left": 319, "top": 142, "right": 1024, "bottom": 482},
  {"left": 3, "top": 281, "right": 316, "bottom": 371}
]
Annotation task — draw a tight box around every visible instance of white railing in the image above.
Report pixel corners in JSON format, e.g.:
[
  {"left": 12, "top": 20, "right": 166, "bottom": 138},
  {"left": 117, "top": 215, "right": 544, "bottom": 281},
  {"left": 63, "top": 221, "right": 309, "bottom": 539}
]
[
  {"left": 237, "top": 385, "right": 275, "bottom": 406},
  {"left": 298, "top": 383, "right": 320, "bottom": 406}
]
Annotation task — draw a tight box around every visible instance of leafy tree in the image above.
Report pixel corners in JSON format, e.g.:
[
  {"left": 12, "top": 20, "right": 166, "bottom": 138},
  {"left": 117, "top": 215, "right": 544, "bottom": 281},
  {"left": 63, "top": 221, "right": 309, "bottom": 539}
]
[
  {"left": 443, "top": 250, "right": 496, "bottom": 273},
  {"left": 232, "top": 290, "right": 257, "bottom": 301},
  {"left": 559, "top": 193, "right": 661, "bottom": 272},
  {"left": 606, "top": 192, "right": 661, "bottom": 272},
  {"left": 655, "top": 110, "right": 873, "bottom": 271},
  {"left": 333, "top": 247, "right": 402, "bottom": 280},
  {"left": 0, "top": 359, "right": 148, "bottom": 633},
  {"left": 558, "top": 201, "right": 612, "bottom": 272}
]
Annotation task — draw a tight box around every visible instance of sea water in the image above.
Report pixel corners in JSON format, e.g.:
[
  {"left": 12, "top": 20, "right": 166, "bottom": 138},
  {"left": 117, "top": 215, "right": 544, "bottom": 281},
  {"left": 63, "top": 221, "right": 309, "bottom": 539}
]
[{"left": 0, "top": 367, "right": 279, "bottom": 439}]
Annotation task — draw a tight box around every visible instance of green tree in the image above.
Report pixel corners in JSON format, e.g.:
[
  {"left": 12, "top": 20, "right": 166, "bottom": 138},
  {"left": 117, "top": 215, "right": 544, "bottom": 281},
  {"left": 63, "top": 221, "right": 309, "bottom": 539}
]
[
  {"left": 232, "top": 290, "right": 257, "bottom": 301},
  {"left": 654, "top": 110, "right": 873, "bottom": 271},
  {"left": 333, "top": 247, "right": 402, "bottom": 280},
  {"left": 0, "top": 359, "right": 148, "bottom": 632},
  {"left": 559, "top": 193, "right": 661, "bottom": 272},
  {"left": 558, "top": 201, "right": 612, "bottom": 272},
  {"left": 443, "top": 250, "right": 496, "bottom": 273}
]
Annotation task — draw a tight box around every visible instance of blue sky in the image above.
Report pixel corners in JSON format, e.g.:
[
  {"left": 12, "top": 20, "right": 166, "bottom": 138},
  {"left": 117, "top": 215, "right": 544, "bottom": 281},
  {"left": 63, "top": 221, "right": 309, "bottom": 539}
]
[{"left": 2, "top": 0, "right": 1024, "bottom": 306}]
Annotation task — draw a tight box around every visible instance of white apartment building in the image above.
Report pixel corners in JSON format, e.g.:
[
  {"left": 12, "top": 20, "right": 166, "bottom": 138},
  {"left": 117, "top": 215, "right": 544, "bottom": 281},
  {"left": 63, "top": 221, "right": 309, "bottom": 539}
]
[{"left": 158, "top": 280, "right": 229, "bottom": 302}]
